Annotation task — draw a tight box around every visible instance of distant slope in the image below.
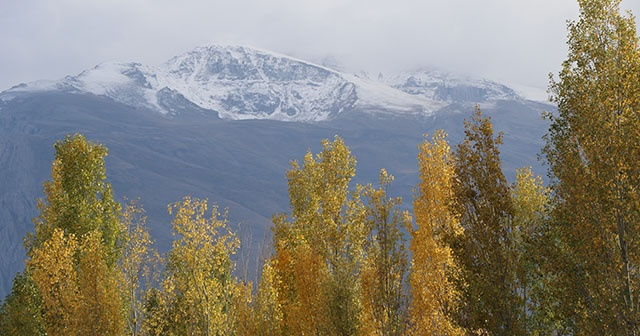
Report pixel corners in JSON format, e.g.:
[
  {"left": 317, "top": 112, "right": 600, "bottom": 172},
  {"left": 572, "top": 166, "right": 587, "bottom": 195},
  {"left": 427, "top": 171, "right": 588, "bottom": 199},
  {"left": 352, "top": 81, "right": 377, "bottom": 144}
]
[{"left": 0, "top": 45, "right": 553, "bottom": 298}]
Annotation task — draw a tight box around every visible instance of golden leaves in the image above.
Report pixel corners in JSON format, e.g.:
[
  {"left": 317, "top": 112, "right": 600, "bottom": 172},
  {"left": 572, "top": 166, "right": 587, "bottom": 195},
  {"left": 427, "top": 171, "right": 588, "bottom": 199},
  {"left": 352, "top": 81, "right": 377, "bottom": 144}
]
[
  {"left": 157, "top": 196, "right": 243, "bottom": 335},
  {"left": 409, "top": 131, "right": 463, "bottom": 336}
]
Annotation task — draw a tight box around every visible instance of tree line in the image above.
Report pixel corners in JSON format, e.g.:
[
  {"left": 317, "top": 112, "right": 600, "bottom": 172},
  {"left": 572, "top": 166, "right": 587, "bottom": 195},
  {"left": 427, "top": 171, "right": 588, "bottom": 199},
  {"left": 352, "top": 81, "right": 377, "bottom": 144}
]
[{"left": 2, "top": 0, "right": 640, "bottom": 334}]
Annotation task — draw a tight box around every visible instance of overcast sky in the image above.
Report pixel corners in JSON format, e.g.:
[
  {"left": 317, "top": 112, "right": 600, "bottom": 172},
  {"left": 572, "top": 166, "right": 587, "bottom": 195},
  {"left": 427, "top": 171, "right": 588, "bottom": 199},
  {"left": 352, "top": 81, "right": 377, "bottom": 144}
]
[{"left": 1, "top": 0, "right": 639, "bottom": 93}]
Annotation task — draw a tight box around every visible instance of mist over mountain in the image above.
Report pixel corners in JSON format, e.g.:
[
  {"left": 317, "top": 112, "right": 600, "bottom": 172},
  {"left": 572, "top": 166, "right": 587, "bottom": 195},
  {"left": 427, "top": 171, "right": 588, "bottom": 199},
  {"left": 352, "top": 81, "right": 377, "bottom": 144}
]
[{"left": 0, "top": 45, "right": 552, "bottom": 298}]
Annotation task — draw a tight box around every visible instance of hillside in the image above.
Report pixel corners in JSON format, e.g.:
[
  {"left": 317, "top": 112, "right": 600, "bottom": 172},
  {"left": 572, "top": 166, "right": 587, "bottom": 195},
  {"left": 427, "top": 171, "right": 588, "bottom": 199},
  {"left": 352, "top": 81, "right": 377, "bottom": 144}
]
[{"left": 0, "top": 45, "right": 552, "bottom": 298}]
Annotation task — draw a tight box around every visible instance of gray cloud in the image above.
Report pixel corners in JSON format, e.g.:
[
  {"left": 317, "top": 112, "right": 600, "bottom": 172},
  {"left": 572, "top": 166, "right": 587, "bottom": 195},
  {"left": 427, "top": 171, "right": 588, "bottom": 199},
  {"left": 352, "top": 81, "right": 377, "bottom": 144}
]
[{"left": 1, "top": 0, "right": 639, "bottom": 91}]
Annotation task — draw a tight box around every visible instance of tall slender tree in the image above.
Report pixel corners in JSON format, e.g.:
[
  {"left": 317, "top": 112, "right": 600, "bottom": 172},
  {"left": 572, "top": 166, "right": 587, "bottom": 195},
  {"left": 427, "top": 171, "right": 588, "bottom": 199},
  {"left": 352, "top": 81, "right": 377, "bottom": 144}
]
[
  {"left": 360, "top": 169, "right": 410, "bottom": 336},
  {"left": 408, "top": 131, "right": 463, "bottom": 336},
  {"left": 510, "top": 167, "right": 555, "bottom": 334},
  {"left": 28, "top": 228, "right": 80, "bottom": 336},
  {"left": 271, "top": 136, "right": 367, "bottom": 335},
  {"left": 156, "top": 196, "right": 243, "bottom": 336},
  {"left": 252, "top": 259, "right": 284, "bottom": 336},
  {"left": 451, "top": 107, "right": 522, "bottom": 335},
  {"left": 0, "top": 271, "right": 44, "bottom": 336},
  {"left": 544, "top": 0, "right": 640, "bottom": 333},
  {"left": 118, "top": 200, "right": 158, "bottom": 336},
  {"left": 75, "top": 230, "right": 126, "bottom": 336},
  {"left": 29, "top": 134, "right": 124, "bottom": 265},
  {"left": 2, "top": 134, "right": 127, "bottom": 336}
]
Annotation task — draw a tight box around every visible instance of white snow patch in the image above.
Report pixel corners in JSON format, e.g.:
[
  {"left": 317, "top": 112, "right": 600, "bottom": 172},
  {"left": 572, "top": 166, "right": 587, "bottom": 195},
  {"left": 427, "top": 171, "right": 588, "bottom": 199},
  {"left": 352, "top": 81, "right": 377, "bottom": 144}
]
[
  {"left": 509, "top": 83, "right": 551, "bottom": 103},
  {"left": 346, "top": 74, "right": 445, "bottom": 115},
  {"left": 5, "top": 79, "right": 61, "bottom": 93},
  {"left": 72, "top": 62, "right": 136, "bottom": 96}
]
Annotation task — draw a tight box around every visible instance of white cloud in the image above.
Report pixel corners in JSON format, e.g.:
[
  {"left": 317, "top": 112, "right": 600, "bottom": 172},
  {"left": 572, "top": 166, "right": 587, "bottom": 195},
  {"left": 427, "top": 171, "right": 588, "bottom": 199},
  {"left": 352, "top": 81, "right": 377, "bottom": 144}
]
[{"left": 1, "top": 0, "right": 639, "bottom": 91}]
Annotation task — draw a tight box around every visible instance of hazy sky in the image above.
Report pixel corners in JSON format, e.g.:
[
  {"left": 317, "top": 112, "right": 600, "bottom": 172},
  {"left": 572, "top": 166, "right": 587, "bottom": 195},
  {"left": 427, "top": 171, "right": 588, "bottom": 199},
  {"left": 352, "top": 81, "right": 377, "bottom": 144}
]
[{"left": 1, "top": 0, "right": 639, "bottom": 92}]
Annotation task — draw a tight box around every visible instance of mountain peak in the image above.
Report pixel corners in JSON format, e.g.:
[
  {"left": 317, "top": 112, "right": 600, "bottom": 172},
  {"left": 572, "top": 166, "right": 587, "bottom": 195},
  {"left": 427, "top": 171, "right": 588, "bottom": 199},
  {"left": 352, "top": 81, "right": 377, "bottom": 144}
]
[{"left": 2, "top": 44, "right": 529, "bottom": 122}]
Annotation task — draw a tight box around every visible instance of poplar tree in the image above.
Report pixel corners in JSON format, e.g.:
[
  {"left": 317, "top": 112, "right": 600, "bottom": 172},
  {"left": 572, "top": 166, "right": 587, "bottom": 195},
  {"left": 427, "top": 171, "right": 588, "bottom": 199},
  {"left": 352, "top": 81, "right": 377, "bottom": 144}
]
[
  {"left": 152, "top": 196, "right": 244, "bottom": 336},
  {"left": 511, "top": 167, "right": 554, "bottom": 334},
  {"left": 271, "top": 136, "right": 367, "bottom": 336},
  {"left": 28, "top": 229, "right": 80, "bottom": 336},
  {"left": 451, "top": 107, "right": 522, "bottom": 335},
  {"left": 29, "top": 134, "right": 124, "bottom": 265},
  {"left": 544, "top": 0, "right": 640, "bottom": 333},
  {"left": 75, "top": 230, "right": 126, "bottom": 336},
  {"left": 408, "top": 131, "right": 463, "bottom": 336},
  {"left": 252, "top": 260, "right": 284, "bottom": 336},
  {"left": 2, "top": 134, "right": 127, "bottom": 336},
  {"left": 0, "top": 271, "right": 43, "bottom": 336},
  {"left": 360, "top": 169, "right": 410, "bottom": 336},
  {"left": 119, "top": 200, "right": 157, "bottom": 336}
]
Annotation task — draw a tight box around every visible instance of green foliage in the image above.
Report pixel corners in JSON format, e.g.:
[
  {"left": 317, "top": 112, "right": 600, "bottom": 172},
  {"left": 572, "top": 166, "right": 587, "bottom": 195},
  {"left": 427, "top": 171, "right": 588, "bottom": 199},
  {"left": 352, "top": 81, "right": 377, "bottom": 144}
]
[
  {"left": 271, "top": 136, "right": 368, "bottom": 335},
  {"left": 511, "top": 167, "right": 557, "bottom": 334},
  {"left": 29, "top": 133, "right": 124, "bottom": 266},
  {"left": 0, "top": 271, "right": 44, "bottom": 336},
  {"left": 451, "top": 107, "right": 523, "bottom": 335},
  {"left": 545, "top": 0, "right": 640, "bottom": 333}
]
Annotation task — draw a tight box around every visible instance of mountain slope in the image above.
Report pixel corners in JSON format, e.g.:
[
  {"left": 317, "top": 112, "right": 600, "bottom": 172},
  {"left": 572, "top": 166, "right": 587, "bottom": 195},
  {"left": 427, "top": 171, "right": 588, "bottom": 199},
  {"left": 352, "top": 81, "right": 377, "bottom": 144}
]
[{"left": 0, "top": 45, "right": 552, "bottom": 298}]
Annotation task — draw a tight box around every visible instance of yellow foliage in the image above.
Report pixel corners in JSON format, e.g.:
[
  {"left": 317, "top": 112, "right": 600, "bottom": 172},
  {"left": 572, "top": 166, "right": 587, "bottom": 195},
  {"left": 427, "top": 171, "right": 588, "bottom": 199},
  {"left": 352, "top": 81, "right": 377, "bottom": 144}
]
[
  {"left": 159, "top": 196, "right": 243, "bottom": 335},
  {"left": 76, "top": 230, "right": 125, "bottom": 336},
  {"left": 359, "top": 170, "right": 410, "bottom": 336},
  {"left": 271, "top": 136, "right": 366, "bottom": 335},
  {"left": 252, "top": 260, "right": 284, "bottom": 335},
  {"left": 409, "top": 130, "right": 463, "bottom": 335},
  {"left": 29, "top": 228, "right": 80, "bottom": 336},
  {"left": 119, "top": 199, "right": 157, "bottom": 335}
]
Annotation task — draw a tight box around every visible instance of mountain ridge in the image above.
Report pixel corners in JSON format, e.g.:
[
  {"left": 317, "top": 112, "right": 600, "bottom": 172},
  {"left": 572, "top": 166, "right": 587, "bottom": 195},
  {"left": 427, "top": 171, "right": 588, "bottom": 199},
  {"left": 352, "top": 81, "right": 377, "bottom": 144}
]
[{"left": 3, "top": 45, "right": 533, "bottom": 122}]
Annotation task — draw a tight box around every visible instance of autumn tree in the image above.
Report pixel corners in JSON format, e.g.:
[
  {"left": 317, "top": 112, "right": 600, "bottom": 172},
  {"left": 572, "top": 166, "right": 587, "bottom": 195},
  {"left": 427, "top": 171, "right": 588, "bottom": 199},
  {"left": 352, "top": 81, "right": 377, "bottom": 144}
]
[
  {"left": 544, "top": 0, "right": 640, "bottom": 333},
  {"left": 27, "top": 230, "right": 125, "bottom": 336},
  {"left": 450, "top": 107, "right": 522, "bottom": 335},
  {"left": 148, "top": 196, "right": 245, "bottom": 336},
  {"left": 510, "top": 167, "right": 557, "bottom": 334},
  {"left": 75, "top": 230, "right": 126, "bottom": 336},
  {"left": 359, "top": 169, "right": 410, "bottom": 336},
  {"left": 28, "top": 228, "right": 80, "bottom": 336},
  {"left": 2, "top": 134, "right": 128, "bottom": 335},
  {"left": 29, "top": 134, "right": 124, "bottom": 265},
  {"left": 0, "top": 271, "right": 44, "bottom": 336},
  {"left": 252, "top": 259, "right": 284, "bottom": 335},
  {"left": 270, "top": 136, "right": 368, "bottom": 335},
  {"left": 270, "top": 231, "right": 332, "bottom": 335},
  {"left": 408, "top": 130, "right": 463, "bottom": 335},
  {"left": 119, "top": 200, "right": 157, "bottom": 335}
]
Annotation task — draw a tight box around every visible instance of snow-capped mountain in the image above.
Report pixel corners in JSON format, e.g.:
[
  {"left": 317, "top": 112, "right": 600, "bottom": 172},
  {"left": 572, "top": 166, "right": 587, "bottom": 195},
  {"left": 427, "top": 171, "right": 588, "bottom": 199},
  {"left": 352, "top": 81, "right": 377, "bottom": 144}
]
[
  {"left": 3, "top": 45, "right": 527, "bottom": 122},
  {"left": 0, "top": 45, "right": 554, "bottom": 299}
]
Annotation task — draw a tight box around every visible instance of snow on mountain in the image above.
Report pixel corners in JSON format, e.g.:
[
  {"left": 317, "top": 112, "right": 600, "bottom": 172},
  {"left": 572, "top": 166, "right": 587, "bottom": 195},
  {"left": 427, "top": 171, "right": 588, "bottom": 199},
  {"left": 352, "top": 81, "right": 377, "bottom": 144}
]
[
  {"left": 377, "top": 69, "right": 521, "bottom": 103},
  {"left": 3, "top": 45, "right": 529, "bottom": 122},
  {"left": 150, "top": 45, "right": 358, "bottom": 121}
]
